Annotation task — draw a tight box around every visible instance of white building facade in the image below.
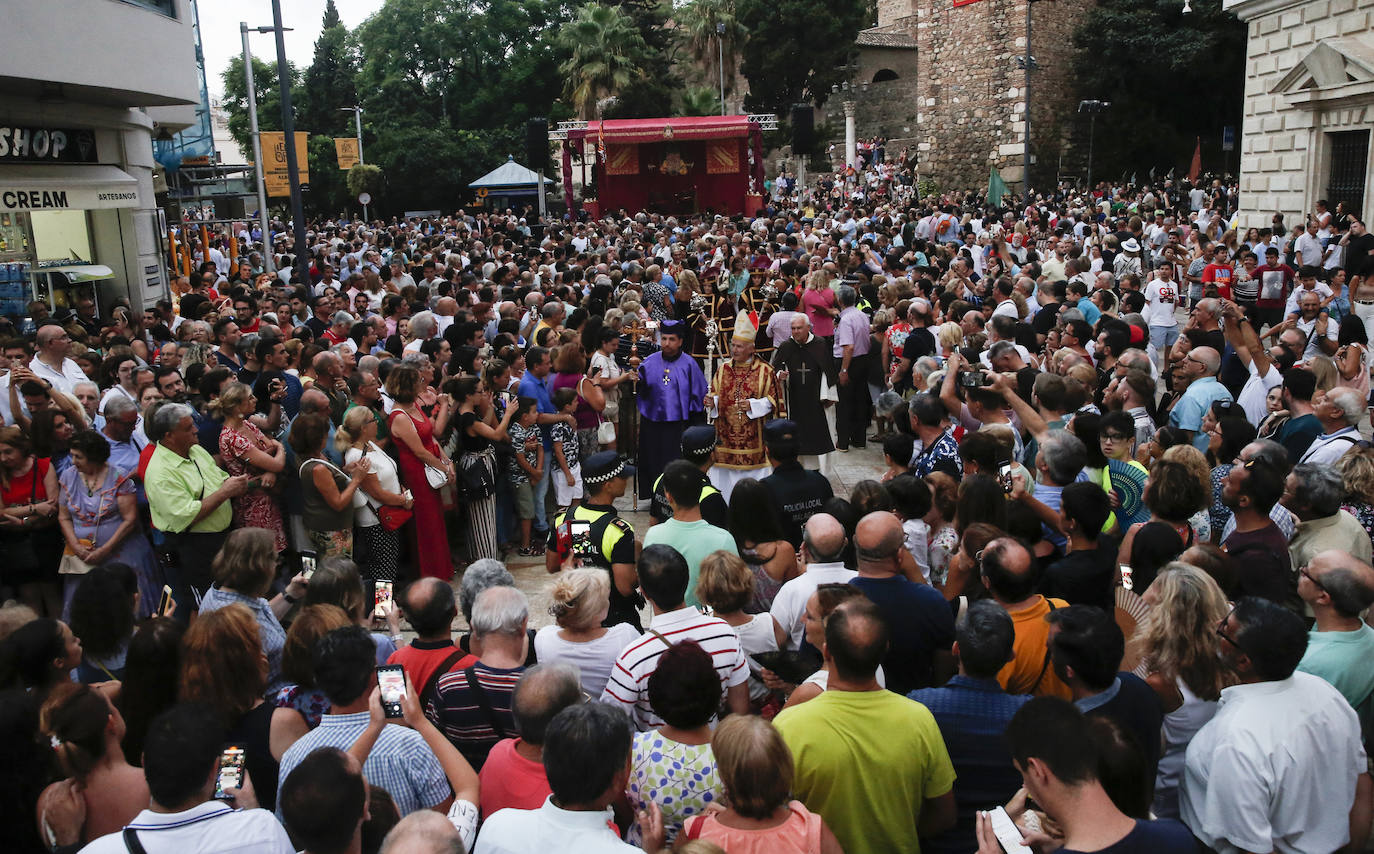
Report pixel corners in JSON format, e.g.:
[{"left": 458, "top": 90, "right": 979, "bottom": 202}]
[
  {"left": 0, "top": 0, "right": 198, "bottom": 314},
  {"left": 1227, "top": 0, "right": 1374, "bottom": 230}
]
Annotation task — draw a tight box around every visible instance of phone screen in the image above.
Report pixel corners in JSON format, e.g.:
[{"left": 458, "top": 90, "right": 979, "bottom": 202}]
[
  {"left": 569, "top": 520, "right": 592, "bottom": 554},
  {"left": 373, "top": 580, "right": 393, "bottom": 618},
  {"left": 301, "top": 555, "right": 317, "bottom": 580},
  {"left": 989, "top": 806, "right": 1033, "bottom": 854},
  {"left": 214, "top": 745, "right": 246, "bottom": 800},
  {"left": 157, "top": 585, "right": 174, "bottom": 617},
  {"left": 377, "top": 665, "right": 406, "bottom": 718},
  {"left": 996, "top": 460, "right": 1014, "bottom": 494}
]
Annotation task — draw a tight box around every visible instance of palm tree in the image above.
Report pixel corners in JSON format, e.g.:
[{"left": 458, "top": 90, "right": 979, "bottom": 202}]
[
  {"left": 671, "top": 0, "right": 746, "bottom": 107},
  {"left": 679, "top": 86, "right": 720, "bottom": 117},
  {"left": 557, "top": 4, "right": 649, "bottom": 120}
]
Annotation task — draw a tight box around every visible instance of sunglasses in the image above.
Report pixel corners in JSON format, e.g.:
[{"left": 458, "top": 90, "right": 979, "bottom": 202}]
[{"left": 1214, "top": 606, "right": 1246, "bottom": 654}]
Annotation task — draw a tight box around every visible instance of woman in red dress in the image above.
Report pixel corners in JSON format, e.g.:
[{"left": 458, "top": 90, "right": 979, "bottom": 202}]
[{"left": 385, "top": 364, "right": 454, "bottom": 579}]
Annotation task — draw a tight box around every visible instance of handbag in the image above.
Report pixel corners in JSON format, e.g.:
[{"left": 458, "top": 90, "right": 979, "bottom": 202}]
[
  {"left": 425, "top": 463, "right": 451, "bottom": 489},
  {"left": 597, "top": 418, "right": 617, "bottom": 445},
  {"left": 377, "top": 504, "right": 413, "bottom": 532},
  {"left": 58, "top": 471, "right": 111, "bottom": 576},
  {"left": 457, "top": 449, "right": 496, "bottom": 502}
]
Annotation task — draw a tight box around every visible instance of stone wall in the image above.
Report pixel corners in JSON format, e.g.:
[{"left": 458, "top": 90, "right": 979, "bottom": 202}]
[
  {"left": 1225, "top": 0, "right": 1374, "bottom": 229},
  {"left": 849, "top": 0, "right": 1092, "bottom": 191}
]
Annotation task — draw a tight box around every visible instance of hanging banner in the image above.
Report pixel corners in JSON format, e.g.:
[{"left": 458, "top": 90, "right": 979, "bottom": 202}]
[
  {"left": 335, "top": 137, "right": 359, "bottom": 169},
  {"left": 706, "top": 139, "right": 741, "bottom": 174},
  {"left": 604, "top": 143, "right": 639, "bottom": 176},
  {"left": 260, "top": 131, "right": 310, "bottom": 196}
]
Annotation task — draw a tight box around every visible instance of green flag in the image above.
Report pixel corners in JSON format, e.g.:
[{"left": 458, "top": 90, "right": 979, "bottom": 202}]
[{"left": 988, "top": 166, "right": 1009, "bottom": 206}]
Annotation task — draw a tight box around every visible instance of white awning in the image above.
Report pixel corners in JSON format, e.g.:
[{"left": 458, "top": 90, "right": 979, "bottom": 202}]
[
  {"left": 0, "top": 164, "right": 140, "bottom": 212},
  {"left": 36, "top": 264, "right": 115, "bottom": 283}
]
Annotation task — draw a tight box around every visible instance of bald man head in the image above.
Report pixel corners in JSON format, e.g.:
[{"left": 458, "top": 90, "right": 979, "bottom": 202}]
[
  {"left": 1187, "top": 346, "right": 1221, "bottom": 377},
  {"left": 802, "top": 513, "right": 846, "bottom": 564},
  {"left": 854, "top": 510, "right": 905, "bottom": 572},
  {"left": 825, "top": 597, "right": 889, "bottom": 683},
  {"left": 379, "top": 809, "right": 462, "bottom": 854},
  {"left": 1301, "top": 550, "right": 1374, "bottom": 618}
]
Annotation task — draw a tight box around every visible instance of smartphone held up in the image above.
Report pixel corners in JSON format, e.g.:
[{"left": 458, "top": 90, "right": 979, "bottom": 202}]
[{"left": 377, "top": 664, "right": 407, "bottom": 718}]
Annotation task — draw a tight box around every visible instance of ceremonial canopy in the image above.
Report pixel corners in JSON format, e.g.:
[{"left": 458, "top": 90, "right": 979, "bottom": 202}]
[{"left": 555, "top": 116, "right": 770, "bottom": 218}]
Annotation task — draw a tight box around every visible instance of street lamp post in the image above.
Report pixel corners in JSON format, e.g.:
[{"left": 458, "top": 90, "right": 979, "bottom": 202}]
[
  {"left": 1024, "top": 0, "right": 1032, "bottom": 201},
  {"left": 239, "top": 22, "right": 273, "bottom": 274},
  {"left": 717, "top": 21, "right": 727, "bottom": 116},
  {"left": 270, "top": 0, "right": 308, "bottom": 287},
  {"left": 1078, "top": 99, "right": 1110, "bottom": 191},
  {"left": 340, "top": 106, "right": 366, "bottom": 221}
]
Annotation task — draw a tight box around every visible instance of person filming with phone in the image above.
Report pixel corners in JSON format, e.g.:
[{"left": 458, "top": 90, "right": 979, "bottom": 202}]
[{"left": 77, "top": 703, "right": 295, "bottom": 853}]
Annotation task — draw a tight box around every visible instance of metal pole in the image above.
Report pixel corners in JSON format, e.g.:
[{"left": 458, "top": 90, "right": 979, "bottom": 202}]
[
  {"left": 1086, "top": 113, "right": 1096, "bottom": 191},
  {"left": 1023, "top": 0, "right": 1032, "bottom": 201},
  {"left": 717, "top": 21, "right": 727, "bottom": 116},
  {"left": 537, "top": 170, "right": 547, "bottom": 222},
  {"left": 271, "top": 0, "right": 308, "bottom": 287},
  {"left": 353, "top": 106, "right": 367, "bottom": 222},
  {"left": 241, "top": 23, "right": 274, "bottom": 274}
]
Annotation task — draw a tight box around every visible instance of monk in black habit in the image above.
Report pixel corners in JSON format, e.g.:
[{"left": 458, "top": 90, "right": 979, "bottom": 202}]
[{"left": 770, "top": 312, "right": 836, "bottom": 458}]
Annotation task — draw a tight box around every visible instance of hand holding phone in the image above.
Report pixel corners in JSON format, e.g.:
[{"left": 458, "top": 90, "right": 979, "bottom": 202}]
[
  {"left": 984, "top": 806, "right": 1033, "bottom": 854},
  {"left": 373, "top": 580, "right": 394, "bottom": 619},
  {"left": 213, "top": 745, "right": 247, "bottom": 801},
  {"left": 156, "top": 585, "right": 175, "bottom": 618},
  {"left": 377, "top": 664, "right": 407, "bottom": 719}
]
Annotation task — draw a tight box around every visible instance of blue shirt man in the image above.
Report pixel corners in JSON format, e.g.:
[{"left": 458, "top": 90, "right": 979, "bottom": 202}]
[
  {"left": 1169, "top": 351, "right": 1234, "bottom": 451},
  {"left": 909, "top": 601, "right": 1031, "bottom": 854}
]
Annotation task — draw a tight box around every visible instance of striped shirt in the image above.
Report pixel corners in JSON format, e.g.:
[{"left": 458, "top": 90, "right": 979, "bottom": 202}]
[
  {"left": 277, "top": 711, "right": 450, "bottom": 817},
  {"left": 600, "top": 606, "right": 749, "bottom": 731},
  {"left": 434, "top": 662, "right": 524, "bottom": 770}
]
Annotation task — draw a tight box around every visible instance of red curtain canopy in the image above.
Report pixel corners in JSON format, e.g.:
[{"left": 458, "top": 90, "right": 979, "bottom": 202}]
[{"left": 568, "top": 116, "right": 754, "bottom": 144}]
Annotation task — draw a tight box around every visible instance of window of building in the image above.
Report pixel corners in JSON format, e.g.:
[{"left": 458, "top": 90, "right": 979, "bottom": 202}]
[
  {"left": 1326, "top": 130, "right": 1369, "bottom": 222},
  {"left": 116, "top": 0, "right": 177, "bottom": 19},
  {"left": 873, "top": 69, "right": 900, "bottom": 83}
]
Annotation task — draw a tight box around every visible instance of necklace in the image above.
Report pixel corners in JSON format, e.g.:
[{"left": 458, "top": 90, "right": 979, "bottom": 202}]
[{"left": 81, "top": 466, "right": 104, "bottom": 496}]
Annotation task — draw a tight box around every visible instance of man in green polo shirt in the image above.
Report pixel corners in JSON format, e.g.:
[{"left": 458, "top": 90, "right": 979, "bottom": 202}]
[
  {"left": 144, "top": 402, "right": 248, "bottom": 613},
  {"left": 642, "top": 459, "right": 739, "bottom": 608}
]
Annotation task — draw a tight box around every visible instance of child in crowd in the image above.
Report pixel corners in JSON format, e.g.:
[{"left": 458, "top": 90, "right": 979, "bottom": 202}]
[
  {"left": 881, "top": 432, "right": 916, "bottom": 482},
  {"left": 550, "top": 387, "right": 583, "bottom": 512},
  {"left": 506, "top": 397, "right": 544, "bottom": 556},
  {"left": 888, "top": 473, "right": 933, "bottom": 579}
]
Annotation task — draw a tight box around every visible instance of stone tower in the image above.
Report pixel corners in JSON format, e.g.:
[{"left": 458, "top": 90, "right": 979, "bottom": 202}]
[{"left": 850, "top": 0, "right": 1095, "bottom": 191}]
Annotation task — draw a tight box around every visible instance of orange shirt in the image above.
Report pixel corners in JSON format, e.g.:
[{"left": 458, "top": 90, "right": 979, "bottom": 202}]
[{"left": 997, "top": 596, "right": 1072, "bottom": 700}]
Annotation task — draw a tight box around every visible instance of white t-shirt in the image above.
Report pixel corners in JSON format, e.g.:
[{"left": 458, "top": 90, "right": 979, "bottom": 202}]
[
  {"left": 1295, "top": 315, "right": 1339, "bottom": 360},
  {"left": 533, "top": 622, "right": 640, "bottom": 699},
  {"left": 1143, "top": 277, "right": 1181, "bottom": 327},
  {"left": 1236, "top": 359, "right": 1283, "bottom": 427},
  {"left": 345, "top": 441, "right": 402, "bottom": 527},
  {"left": 1284, "top": 283, "right": 1333, "bottom": 316}
]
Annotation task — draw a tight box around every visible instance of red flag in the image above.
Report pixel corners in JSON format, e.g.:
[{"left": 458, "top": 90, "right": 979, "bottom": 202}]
[{"left": 1188, "top": 136, "right": 1201, "bottom": 183}]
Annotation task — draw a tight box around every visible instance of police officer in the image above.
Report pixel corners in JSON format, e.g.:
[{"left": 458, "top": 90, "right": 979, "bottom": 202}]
[
  {"left": 759, "top": 419, "right": 834, "bottom": 547},
  {"left": 546, "top": 451, "right": 642, "bottom": 630},
  {"left": 648, "top": 424, "right": 728, "bottom": 529}
]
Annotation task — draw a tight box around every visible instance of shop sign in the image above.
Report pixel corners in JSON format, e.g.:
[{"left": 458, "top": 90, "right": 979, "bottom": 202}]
[
  {"left": 0, "top": 185, "right": 138, "bottom": 212},
  {"left": 0, "top": 127, "right": 98, "bottom": 163}
]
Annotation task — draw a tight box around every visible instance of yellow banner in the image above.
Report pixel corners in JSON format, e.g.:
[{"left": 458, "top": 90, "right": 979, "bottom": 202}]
[
  {"left": 260, "top": 131, "right": 310, "bottom": 196},
  {"left": 335, "top": 137, "right": 359, "bottom": 170}
]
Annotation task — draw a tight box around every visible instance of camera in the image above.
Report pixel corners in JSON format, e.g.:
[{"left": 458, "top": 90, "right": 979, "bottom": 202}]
[{"left": 958, "top": 370, "right": 990, "bottom": 388}]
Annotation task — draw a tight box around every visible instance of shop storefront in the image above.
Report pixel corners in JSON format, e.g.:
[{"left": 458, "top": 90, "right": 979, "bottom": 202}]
[{"left": 0, "top": 118, "right": 170, "bottom": 322}]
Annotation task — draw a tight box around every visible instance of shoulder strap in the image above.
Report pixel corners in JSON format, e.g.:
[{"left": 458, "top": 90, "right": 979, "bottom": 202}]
[
  {"left": 420, "top": 647, "right": 469, "bottom": 712},
  {"left": 122, "top": 827, "right": 149, "bottom": 854},
  {"left": 1028, "top": 598, "right": 1058, "bottom": 694},
  {"left": 464, "top": 665, "right": 513, "bottom": 740}
]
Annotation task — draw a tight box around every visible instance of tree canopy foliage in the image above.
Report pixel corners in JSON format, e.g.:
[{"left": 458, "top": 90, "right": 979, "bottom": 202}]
[
  {"left": 1072, "top": 0, "right": 1246, "bottom": 179},
  {"left": 737, "top": 0, "right": 871, "bottom": 113}
]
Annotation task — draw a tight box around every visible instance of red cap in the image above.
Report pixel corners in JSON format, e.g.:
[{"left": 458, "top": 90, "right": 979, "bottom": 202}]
[{"left": 1129, "top": 326, "right": 1146, "bottom": 345}]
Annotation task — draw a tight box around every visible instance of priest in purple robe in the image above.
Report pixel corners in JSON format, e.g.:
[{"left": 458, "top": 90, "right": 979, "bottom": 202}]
[{"left": 636, "top": 320, "right": 707, "bottom": 499}]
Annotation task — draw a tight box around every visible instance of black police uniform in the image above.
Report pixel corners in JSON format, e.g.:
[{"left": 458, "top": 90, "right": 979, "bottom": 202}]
[{"left": 547, "top": 501, "right": 641, "bottom": 630}]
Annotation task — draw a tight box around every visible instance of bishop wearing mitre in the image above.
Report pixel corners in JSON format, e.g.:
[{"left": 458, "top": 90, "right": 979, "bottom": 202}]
[{"left": 705, "top": 310, "right": 786, "bottom": 502}]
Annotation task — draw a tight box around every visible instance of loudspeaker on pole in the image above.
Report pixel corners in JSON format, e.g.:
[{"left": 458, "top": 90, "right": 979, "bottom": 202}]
[{"left": 526, "top": 118, "right": 549, "bottom": 173}]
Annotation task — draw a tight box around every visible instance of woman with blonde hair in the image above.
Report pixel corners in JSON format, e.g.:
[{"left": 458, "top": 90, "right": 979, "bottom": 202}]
[
  {"left": 695, "top": 550, "right": 778, "bottom": 706},
  {"left": 213, "top": 381, "right": 287, "bottom": 550},
  {"left": 533, "top": 567, "right": 639, "bottom": 698},
  {"left": 935, "top": 322, "right": 963, "bottom": 363},
  {"left": 337, "top": 405, "right": 412, "bottom": 585},
  {"left": 1309, "top": 354, "right": 1340, "bottom": 394},
  {"left": 1339, "top": 446, "right": 1374, "bottom": 540},
  {"left": 179, "top": 602, "right": 280, "bottom": 809},
  {"left": 1137, "top": 562, "right": 1232, "bottom": 819},
  {"left": 801, "top": 270, "right": 838, "bottom": 344},
  {"left": 680, "top": 715, "right": 842, "bottom": 853}
]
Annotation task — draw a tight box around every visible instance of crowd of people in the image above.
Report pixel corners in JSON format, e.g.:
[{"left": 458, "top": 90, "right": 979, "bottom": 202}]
[{"left": 1, "top": 163, "right": 1374, "bottom": 854}]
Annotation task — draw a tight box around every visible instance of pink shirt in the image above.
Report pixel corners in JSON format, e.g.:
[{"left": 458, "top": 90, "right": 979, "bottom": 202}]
[{"left": 801, "top": 288, "right": 837, "bottom": 337}]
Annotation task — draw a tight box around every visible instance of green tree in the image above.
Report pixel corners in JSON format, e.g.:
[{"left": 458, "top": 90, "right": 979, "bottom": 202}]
[
  {"left": 736, "top": 0, "right": 871, "bottom": 113},
  {"left": 557, "top": 4, "right": 651, "bottom": 119},
  {"left": 347, "top": 163, "right": 385, "bottom": 199},
  {"left": 296, "top": 0, "right": 360, "bottom": 138},
  {"left": 671, "top": 0, "right": 746, "bottom": 103},
  {"left": 220, "top": 55, "right": 299, "bottom": 161},
  {"left": 1072, "top": 0, "right": 1245, "bottom": 180},
  {"left": 680, "top": 87, "right": 721, "bottom": 117}
]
